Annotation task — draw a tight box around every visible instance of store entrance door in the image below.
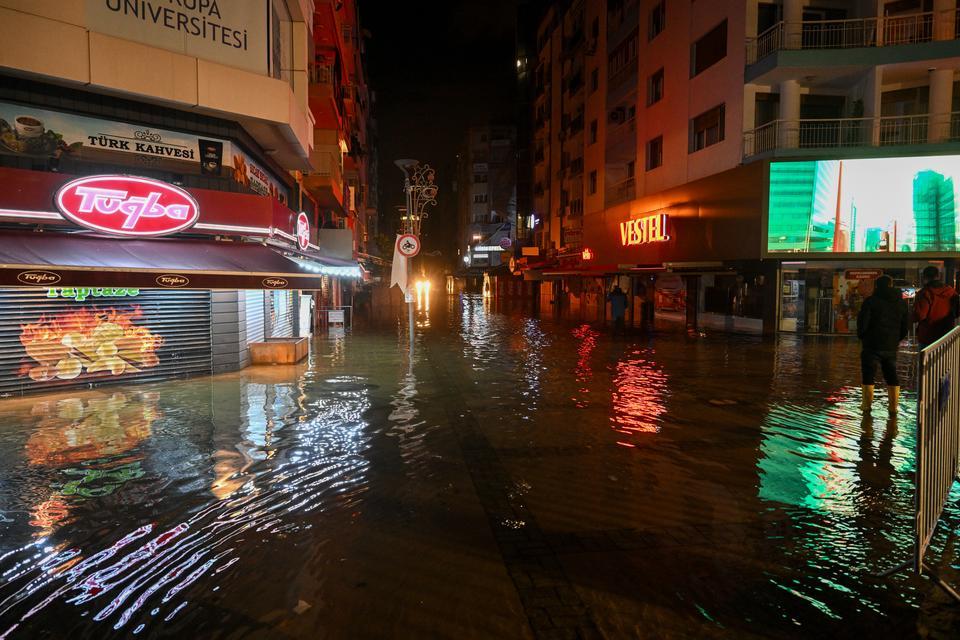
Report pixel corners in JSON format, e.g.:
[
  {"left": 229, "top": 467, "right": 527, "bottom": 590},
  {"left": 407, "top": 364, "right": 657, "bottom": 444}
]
[{"left": 780, "top": 272, "right": 805, "bottom": 332}]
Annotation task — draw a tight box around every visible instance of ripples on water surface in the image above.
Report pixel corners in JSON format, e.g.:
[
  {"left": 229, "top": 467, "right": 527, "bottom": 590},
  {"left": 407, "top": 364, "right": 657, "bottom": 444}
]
[{"left": 0, "top": 296, "right": 956, "bottom": 638}]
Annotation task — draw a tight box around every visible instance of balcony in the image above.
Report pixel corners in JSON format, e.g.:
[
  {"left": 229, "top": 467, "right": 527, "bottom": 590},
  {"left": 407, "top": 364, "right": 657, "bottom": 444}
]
[
  {"left": 742, "top": 112, "right": 960, "bottom": 159},
  {"left": 746, "top": 10, "right": 958, "bottom": 65},
  {"left": 605, "top": 177, "right": 635, "bottom": 206}
]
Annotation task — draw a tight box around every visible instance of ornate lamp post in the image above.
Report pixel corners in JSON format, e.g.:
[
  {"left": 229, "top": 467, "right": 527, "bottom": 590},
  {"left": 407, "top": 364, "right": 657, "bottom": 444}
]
[{"left": 394, "top": 159, "right": 438, "bottom": 350}]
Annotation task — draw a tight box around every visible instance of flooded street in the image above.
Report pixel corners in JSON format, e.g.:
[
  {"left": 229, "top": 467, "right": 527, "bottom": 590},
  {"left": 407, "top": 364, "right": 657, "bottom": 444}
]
[{"left": 1, "top": 294, "right": 959, "bottom": 639}]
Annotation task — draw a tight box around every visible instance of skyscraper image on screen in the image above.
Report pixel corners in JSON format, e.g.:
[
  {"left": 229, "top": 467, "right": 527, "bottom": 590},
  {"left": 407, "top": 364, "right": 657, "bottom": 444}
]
[{"left": 913, "top": 170, "right": 958, "bottom": 252}]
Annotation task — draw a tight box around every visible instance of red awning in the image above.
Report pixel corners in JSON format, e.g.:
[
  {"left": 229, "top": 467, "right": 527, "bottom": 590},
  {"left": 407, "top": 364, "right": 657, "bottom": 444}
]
[{"left": 0, "top": 232, "right": 328, "bottom": 290}]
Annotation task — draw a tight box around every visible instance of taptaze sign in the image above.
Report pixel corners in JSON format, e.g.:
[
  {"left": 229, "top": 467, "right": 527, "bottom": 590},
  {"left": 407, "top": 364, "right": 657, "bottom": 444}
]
[
  {"left": 56, "top": 175, "right": 200, "bottom": 237},
  {"left": 87, "top": 0, "right": 269, "bottom": 75},
  {"left": 620, "top": 213, "right": 670, "bottom": 247}
]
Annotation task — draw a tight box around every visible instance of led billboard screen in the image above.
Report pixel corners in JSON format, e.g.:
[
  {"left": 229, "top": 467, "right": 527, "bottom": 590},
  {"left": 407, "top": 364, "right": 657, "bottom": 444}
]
[{"left": 767, "top": 156, "right": 960, "bottom": 253}]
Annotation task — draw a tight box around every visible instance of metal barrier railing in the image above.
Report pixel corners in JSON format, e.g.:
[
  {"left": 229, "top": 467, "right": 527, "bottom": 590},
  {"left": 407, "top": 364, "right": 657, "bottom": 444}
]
[
  {"left": 884, "top": 326, "right": 960, "bottom": 600},
  {"left": 915, "top": 326, "right": 960, "bottom": 585}
]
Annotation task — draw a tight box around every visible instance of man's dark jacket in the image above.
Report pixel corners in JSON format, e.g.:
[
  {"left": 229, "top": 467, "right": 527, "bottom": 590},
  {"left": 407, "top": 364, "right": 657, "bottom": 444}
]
[{"left": 857, "top": 287, "right": 908, "bottom": 351}]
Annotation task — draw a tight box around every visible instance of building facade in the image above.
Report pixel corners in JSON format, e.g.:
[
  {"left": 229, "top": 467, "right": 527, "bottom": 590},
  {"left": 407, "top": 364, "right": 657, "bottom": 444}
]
[
  {"left": 456, "top": 125, "right": 518, "bottom": 276},
  {"left": 517, "top": 0, "right": 960, "bottom": 335},
  {"left": 0, "top": 0, "right": 368, "bottom": 396}
]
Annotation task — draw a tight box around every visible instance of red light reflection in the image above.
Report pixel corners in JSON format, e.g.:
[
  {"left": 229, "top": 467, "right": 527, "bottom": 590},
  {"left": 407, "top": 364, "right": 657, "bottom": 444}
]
[{"left": 611, "top": 353, "right": 668, "bottom": 439}]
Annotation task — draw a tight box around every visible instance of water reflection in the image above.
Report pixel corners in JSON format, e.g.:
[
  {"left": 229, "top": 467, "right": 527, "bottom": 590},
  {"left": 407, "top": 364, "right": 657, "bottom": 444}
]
[
  {"left": 0, "top": 342, "right": 374, "bottom": 636},
  {"left": 571, "top": 324, "right": 597, "bottom": 408},
  {"left": 610, "top": 348, "right": 668, "bottom": 441}
]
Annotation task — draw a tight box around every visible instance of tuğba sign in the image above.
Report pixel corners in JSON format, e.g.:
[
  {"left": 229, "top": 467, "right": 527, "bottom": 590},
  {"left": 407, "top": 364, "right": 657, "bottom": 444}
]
[{"left": 56, "top": 175, "right": 200, "bottom": 237}]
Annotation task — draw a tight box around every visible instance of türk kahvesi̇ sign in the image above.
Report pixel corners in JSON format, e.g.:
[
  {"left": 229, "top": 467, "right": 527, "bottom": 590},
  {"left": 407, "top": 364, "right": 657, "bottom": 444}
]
[
  {"left": 86, "top": 0, "right": 269, "bottom": 75},
  {"left": 0, "top": 101, "right": 289, "bottom": 205}
]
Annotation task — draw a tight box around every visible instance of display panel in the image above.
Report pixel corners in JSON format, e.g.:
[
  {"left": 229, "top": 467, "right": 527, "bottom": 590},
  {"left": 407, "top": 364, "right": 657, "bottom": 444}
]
[{"left": 767, "top": 156, "right": 960, "bottom": 254}]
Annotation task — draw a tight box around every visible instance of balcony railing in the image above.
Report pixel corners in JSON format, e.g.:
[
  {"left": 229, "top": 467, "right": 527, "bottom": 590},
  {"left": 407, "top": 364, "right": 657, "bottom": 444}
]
[
  {"left": 746, "top": 10, "right": 956, "bottom": 65},
  {"left": 743, "top": 112, "right": 960, "bottom": 158},
  {"left": 605, "top": 177, "right": 636, "bottom": 205}
]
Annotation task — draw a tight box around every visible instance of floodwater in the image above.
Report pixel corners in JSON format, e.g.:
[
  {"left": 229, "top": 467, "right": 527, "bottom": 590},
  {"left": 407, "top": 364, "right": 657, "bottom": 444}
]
[{"left": 0, "top": 294, "right": 958, "bottom": 639}]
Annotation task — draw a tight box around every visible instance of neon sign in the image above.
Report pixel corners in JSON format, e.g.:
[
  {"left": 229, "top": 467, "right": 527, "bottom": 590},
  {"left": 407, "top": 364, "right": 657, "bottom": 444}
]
[
  {"left": 619, "top": 213, "right": 670, "bottom": 247},
  {"left": 296, "top": 212, "right": 310, "bottom": 250},
  {"left": 55, "top": 175, "right": 200, "bottom": 237}
]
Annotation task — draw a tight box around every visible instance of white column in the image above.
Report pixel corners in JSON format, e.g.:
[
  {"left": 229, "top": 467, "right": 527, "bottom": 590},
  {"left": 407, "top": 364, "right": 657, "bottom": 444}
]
[
  {"left": 779, "top": 79, "right": 801, "bottom": 149},
  {"left": 933, "top": 0, "right": 955, "bottom": 41},
  {"left": 862, "top": 67, "right": 882, "bottom": 146},
  {"left": 783, "top": 0, "right": 803, "bottom": 49},
  {"left": 928, "top": 68, "right": 954, "bottom": 143}
]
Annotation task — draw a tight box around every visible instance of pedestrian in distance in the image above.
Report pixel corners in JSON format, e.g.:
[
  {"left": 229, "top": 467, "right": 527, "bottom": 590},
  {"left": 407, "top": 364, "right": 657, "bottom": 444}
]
[
  {"left": 913, "top": 265, "right": 960, "bottom": 348},
  {"left": 608, "top": 285, "right": 628, "bottom": 337},
  {"left": 857, "top": 274, "right": 908, "bottom": 416}
]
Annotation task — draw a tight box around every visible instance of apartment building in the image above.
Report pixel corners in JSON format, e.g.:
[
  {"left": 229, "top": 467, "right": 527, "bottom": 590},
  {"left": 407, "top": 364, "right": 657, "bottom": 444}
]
[
  {"left": 0, "top": 1, "right": 368, "bottom": 395},
  {"left": 456, "top": 125, "right": 518, "bottom": 275},
  {"left": 308, "top": 0, "right": 378, "bottom": 261},
  {"left": 520, "top": 0, "right": 960, "bottom": 336}
]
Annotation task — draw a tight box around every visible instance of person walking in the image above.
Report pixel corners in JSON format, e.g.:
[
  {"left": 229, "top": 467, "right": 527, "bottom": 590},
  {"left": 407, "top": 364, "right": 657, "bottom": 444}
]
[
  {"left": 608, "top": 285, "right": 628, "bottom": 337},
  {"left": 857, "top": 275, "right": 908, "bottom": 415},
  {"left": 914, "top": 265, "right": 959, "bottom": 348}
]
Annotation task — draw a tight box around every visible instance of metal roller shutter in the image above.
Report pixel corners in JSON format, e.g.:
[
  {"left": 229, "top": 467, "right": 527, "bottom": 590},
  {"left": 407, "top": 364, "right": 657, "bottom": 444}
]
[
  {"left": 269, "top": 290, "right": 294, "bottom": 338},
  {"left": 0, "top": 288, "right": 212, "bottom": 397},
  {"left": 244, "top": 290, "right": 265, "bottom": 344}
]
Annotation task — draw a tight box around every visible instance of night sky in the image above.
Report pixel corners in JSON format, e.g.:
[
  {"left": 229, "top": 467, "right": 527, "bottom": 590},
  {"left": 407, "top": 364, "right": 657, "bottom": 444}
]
[{"left": 364, "top": 0, "right": 518, "bottom": 265}]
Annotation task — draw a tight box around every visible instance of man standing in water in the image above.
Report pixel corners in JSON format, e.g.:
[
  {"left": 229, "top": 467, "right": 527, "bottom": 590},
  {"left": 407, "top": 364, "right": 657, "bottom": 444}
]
[
  {"left": 857, "top": 275, "right": 908, "bottom": 415},
  {"left": 914, "top": 265, "right": 959, "bottom": 348},
  {"left": 608, "top": 285, "right": 628, "bottom": 337}
]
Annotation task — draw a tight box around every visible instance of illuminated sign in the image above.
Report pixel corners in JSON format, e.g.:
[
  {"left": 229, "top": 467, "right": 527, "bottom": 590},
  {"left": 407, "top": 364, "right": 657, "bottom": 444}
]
[
  {"left": 55, "top": 175, "right": 200, "bottom": 237},
  {"left": 46, "top": 288, "right": 140, "bottom": 301},
  {"left": 296, "top": 212, "right": 311, "bottom": 250},
  {"left": 582, "top": 248, "right": 594, "bottom": 260},
  {"left": 473, "top": 245, "right": 511, "bottom": 252},
  {"left": 620, "top": 213, "right": 670, "bottom": 247}
]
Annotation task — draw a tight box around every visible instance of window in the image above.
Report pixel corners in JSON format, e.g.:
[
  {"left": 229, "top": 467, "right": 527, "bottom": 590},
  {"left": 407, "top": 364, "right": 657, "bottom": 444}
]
[
  {"left": 592, "top": 17, "right": 600, "bottom": 39},
  {"left": 590, "top": 68, "right": 599, "bottom": 93},
  {"left": 647, "top": 68, "right": 664, "bottom": 106},
  {"left": 608, "top": 29, "right": 639, "bottom": 79},
  {"left": 689, "top": 104, "right": 725, "bottom": 152},
  {"left": 691, "top": 20, "right": 727, "bottom": 77},
  {"left": 473, "top": 173, "right": 488, "bottom": 183},
  {"left": 646, "top": 136, "right": 663, "bottom": 170},
  {"left": 589, "top": 119, "right": 598, "bottom": 144},
  {"left": 627, "top": 160, "right": 635, "bottom": 178},
  {"left": 473, "top": 194, "right": 488, "bottom": 203},
  {"left": 589, "top": 170, "right": 598, "bottom": 194},
  {"left": 648, "top": 2, "right": 665, "bottom": 41}
]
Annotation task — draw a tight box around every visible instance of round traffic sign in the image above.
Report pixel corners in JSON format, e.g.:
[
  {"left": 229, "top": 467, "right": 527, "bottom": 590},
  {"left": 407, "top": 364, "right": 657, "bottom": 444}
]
[{"left": 397, "top": 234, "right": 421, "bottom": 258}]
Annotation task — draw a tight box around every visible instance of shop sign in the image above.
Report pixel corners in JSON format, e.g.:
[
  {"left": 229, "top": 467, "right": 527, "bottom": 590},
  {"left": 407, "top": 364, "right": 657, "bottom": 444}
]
[
  {"left": 620, "top": 213, "right": 670, "bottom": 247},
  {"left": 17, "top": 270, "right": 61, "bottom": 286},
  {"left": 56, "top": 175, "right": 200, "bottom": 237},
  {"left": 499, "top": 237, "right": 513, "bottom": 250},
  {"left": 86, "top": 0, "right": 269, "bottom": 76},
  {"left": 844, "top": 269, "right": 884, "bottom": 281},
  {"left": 0, "top": 101, "right": 289, "bottom": 206},
  {"left": 47, "top": 287, "right": 140, "bottom": 301},
  {"left": 296, "top": 212, "right": 311, "bottom": 251},
  {"left": 263, "top": 277, "right": 288, "bottom": 288},
  {"left": 156, "top": 274, "right": 190, "bottom": 288}
]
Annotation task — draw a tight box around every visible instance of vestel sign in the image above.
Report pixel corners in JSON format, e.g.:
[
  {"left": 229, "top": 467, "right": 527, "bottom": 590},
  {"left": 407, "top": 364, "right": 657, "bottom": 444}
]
[{"left": 56, "top": 175, "right": 200, "bottom": 237}]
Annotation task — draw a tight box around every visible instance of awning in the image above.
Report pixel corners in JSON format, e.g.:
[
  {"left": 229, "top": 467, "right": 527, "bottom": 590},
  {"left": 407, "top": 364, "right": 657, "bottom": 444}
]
[{"left": 0, "top": 232, "right": 336, "bottom": 290}]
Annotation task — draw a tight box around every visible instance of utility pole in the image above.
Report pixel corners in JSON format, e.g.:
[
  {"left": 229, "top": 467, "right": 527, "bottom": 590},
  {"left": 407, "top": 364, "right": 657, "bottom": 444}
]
[{"left": 395, "top": 159, "right": 438, "bottom": 353}]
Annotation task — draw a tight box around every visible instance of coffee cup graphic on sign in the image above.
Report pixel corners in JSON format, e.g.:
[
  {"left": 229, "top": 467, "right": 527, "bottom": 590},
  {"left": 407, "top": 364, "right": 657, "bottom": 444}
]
[
  {"left": 198, "top": 139, "right": 223, "bottom": 175},
  {"left": 15, "top": 115, "right": 44, "bottom": 138}
]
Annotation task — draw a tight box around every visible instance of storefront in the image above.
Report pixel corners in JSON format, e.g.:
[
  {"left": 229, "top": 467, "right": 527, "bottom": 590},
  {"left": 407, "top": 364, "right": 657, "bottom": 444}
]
[
  {"left": 766, "top": 155, "right": 959, "bottom": 335},
  {"left": 569, "top": 161, "right": 776, "bottom": 334},
  {"left": 0, "top": 162, "right": 359, "bottom": 397}
]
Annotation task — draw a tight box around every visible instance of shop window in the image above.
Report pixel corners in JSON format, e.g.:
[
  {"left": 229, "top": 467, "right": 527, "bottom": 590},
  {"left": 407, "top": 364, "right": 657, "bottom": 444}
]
[
  {"left": 689, "top": 104, "right": 725, "bottom": 152},
  {"left": 647, "top": 68, "right": 664, "bottom": 106},
  {"left": 690, "top": 20, "right": 727, "bottom": 77},
  {"left": 646, "top": 136, "right": 663, "bottom": 170}
]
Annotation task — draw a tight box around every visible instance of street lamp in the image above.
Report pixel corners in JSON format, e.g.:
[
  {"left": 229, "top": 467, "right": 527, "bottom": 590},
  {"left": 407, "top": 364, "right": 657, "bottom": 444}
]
[{"left": 395, "top": 159, "right": 438, "bottom": 351}]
